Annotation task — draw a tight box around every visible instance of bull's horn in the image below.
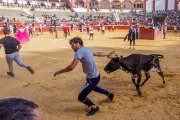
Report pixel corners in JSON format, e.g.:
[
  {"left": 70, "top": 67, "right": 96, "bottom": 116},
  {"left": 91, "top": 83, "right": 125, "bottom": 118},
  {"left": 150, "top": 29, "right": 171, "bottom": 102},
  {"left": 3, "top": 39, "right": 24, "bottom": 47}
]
[
  {"left": 120, "top": 55, "right": 123, "bottom": 59},
  {"left": 107, "top": 54, "right": 119, "bottom": 59}
]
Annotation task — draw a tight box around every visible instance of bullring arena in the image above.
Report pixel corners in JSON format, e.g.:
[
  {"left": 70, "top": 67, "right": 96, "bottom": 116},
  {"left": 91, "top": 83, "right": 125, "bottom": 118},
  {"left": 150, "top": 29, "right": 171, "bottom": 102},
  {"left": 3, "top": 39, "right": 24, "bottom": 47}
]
[
  {"left": 0, "top": 0, "right": 180, "bottom": 120},
  {"left": 0, "top": 30, "right": 180, "bottom": 120}
]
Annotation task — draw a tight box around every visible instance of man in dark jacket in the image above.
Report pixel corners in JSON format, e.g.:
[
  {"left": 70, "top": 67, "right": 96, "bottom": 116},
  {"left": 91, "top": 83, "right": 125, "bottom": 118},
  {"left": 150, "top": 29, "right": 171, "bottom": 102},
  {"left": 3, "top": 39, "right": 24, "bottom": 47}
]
[
  {"left": 0, "top": 30, "right": 34, "bottom": 77},
  {"left": 128, "top": 25, "right": 136, "bottom": 49}
]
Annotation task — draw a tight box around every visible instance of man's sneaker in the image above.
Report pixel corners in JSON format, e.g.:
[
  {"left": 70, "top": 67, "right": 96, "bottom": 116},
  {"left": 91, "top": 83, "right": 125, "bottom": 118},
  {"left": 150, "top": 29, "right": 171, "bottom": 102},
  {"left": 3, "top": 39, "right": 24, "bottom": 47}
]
[
  {"left": 7, "top": 72, "right": 15, "bottom": 77},
  {"left": 86, "top": 106, "right": 99, "bottom": 116},
  {"left": 27, "top": 66, "right": 34, "bottom": 74},
  {"left": 108, "top": 93, "right": 114, "bottom": 101}
]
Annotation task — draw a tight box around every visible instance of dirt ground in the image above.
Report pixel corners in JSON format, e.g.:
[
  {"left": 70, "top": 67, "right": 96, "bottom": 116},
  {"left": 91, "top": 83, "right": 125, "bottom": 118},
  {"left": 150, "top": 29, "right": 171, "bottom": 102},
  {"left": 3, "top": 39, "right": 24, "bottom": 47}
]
[{"left": 0, "top": 30, "right": 180, "bottom": 120}]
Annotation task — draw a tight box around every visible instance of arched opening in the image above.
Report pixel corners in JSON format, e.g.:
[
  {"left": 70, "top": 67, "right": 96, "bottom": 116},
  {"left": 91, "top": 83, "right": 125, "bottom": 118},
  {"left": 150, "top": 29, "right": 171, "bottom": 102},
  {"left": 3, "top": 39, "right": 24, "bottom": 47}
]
[
  {"left": 75, "top": 0, "right": 85, "bottom": 8},
  {"left": 155, "top": 0, "right": 165, "bottom": 11},
  {"left": 122, "top": 1, "right": 132, "bottom": 11},
  {"left": 100, "top": 0, "right": 109, "bottom": 9},
  {"left": 112, "top": 1, "right": 121, "bottom": 10},
  {"left": 61, "top": 0, "right": 70, "bottom": 9},
  {"left": 134, "top": 1, "right": 143, "bottom": 11},
  {"left": 89, "top": 0, "right": 98, "bottom": 11}
]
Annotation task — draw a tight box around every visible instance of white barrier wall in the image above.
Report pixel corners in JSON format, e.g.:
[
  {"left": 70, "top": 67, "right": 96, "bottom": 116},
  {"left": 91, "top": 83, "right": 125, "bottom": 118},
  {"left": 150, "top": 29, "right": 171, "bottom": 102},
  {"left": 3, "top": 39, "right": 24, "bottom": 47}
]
[
  {"left": 156, "top": 0, "right": 165, "bottom": 10},
  {"left": 168, "top": 0, "right": 175, "bottom": 10}
]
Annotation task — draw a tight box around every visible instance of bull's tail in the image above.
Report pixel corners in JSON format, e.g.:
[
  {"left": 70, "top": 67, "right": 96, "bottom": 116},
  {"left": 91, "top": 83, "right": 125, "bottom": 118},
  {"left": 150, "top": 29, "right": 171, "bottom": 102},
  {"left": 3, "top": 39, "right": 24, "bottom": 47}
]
[{"left": 154, "top": 54, "right": 164, "bottom": 59}]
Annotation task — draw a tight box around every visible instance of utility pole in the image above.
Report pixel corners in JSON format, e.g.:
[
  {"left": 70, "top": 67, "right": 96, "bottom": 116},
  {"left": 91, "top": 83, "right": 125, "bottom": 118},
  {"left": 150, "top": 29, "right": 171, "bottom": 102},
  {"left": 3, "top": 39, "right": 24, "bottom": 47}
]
[{"left": 54, "top": 19, "right": 58, "bottom": 38}]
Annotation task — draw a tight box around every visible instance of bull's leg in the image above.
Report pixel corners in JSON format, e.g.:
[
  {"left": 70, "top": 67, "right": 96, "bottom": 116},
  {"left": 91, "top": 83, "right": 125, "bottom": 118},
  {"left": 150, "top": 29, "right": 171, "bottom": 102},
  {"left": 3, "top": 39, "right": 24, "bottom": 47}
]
[
  {"left": 156, "top": 61, "right": 165, "bottom": 84},
  {"left": 132, "top": 78, "right": 136, "bottom": 87},
  {"left": 140, "top": 72, "right": 150, "bottom": 87},
  {"left": 136, "top": 74, "right": 142, "bottom": 96},
  {"left": 157, "top": 68, "right": 165, "bottom": 84},
  {"left": 155, "top": 60, "right": 165, "bottom": 84}
]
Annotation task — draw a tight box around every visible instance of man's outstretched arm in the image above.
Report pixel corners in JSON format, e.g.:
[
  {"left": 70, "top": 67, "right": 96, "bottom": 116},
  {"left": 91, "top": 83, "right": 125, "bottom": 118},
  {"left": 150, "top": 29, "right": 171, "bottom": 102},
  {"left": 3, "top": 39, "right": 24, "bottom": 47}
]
[
  {"left": 94, "top": 51, "right": 115, "bottom": 57},
  {"left": 54, "top": 58, "right": 79, "bottom": 77}
]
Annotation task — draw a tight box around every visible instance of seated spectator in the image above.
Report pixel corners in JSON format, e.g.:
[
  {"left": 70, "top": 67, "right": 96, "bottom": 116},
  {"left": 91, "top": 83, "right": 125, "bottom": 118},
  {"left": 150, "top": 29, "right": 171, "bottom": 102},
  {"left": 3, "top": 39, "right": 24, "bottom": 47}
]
[
  {"left": 20, "top": 12, "right": 26, "bottom": 16},
  {"left": 27, "top": 14, "right": 35, "bottom": 19},
  {"left": 41, "top": 2, "right": 45, "bottom": 7},
  {"left": 1, "top": 15, "right": 5, "bottom": 21},
  {"left": 27, "top": 1, "right": 31, "bottom": 6},
  {"left": 0, "top": 98, "right": 43, "bottom": 120},
  {"left": 30, "top": 7, "right": 35, "bottom": 11},
  {"left": 12, "top": 17, "right": 16, "bottom": 22}
]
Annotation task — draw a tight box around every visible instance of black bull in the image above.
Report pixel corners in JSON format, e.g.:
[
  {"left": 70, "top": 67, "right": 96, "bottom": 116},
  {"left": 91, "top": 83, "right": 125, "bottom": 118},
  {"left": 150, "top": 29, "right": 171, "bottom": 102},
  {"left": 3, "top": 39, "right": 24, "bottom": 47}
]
[{"left": 104, "top": 54, "right": 165, "bottom": 95}]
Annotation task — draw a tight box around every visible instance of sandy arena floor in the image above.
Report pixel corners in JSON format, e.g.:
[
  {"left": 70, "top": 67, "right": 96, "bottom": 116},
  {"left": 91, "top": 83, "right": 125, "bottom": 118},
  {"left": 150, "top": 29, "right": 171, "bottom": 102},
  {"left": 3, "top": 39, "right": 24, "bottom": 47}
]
[{"left": 0, "top": 30, "right": 180, "bottom": 120}]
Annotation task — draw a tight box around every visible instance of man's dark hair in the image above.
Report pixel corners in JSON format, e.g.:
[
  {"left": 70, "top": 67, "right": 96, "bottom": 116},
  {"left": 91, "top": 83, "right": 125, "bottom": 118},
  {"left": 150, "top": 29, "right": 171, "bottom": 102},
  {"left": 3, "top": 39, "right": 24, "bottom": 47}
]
[
  {"left": 0, "top": 98, "right": 38, "bottom": 120},
  {"left": 69, "top": 37, "right": 84, "bottom": 46}
]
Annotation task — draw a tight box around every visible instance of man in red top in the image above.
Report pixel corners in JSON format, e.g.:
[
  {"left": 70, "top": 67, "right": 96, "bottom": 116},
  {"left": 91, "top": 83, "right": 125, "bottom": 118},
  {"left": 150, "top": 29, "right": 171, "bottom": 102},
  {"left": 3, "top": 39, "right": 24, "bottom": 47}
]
[
  {"left": 63, "top": 25, "right": 68, "bottom": 38},
  {"left": 86, "top": 24, "right": 90, "bottom": 34}
]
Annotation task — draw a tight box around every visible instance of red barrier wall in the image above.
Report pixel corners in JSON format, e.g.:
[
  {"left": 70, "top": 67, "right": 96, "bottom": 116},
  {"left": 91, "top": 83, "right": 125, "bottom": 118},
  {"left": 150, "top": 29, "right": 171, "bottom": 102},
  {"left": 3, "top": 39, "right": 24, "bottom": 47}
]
[
  {"left": 139, "top": 28, "right": 162, "bottom": 40},
  {"left": 139, "top": 28, "right": 154, "bottom": 40},
  {"left": 0, "top": 22, "right": 21, "bottom": 27},
  {"left": 0, "top": 29, "right": 3, "bottom": 35},
  {"left": 157, "top": 29, "right": 162, "bottom": 39}
]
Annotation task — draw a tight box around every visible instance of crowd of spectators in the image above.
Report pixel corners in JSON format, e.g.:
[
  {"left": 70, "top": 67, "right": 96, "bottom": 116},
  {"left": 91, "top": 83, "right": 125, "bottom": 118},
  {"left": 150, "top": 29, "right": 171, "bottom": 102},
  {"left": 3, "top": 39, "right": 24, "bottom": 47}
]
[
  {"left": 0, "top": 9, "right": 179, "bottom": 32},
  {"left": 1, "top": 0, "right": 68, "bottom": 10},
  {"left": 20, "top": 12, "right": 36, "bottom": 19},
  {"left": 41, "top": 12, "right": 116, "bottom": 26},
  {"left": 0, "top": 15, "right": 18, "bottom": 22},
  {"left": 117, "top": 10, "right": 180, "bottom": 26}
]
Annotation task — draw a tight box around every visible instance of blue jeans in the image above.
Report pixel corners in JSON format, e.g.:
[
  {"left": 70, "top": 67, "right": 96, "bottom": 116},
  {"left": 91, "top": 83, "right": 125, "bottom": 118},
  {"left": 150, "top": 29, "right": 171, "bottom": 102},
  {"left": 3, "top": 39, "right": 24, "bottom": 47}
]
[
  {"left": 6, "top": 52, "right": 28, "bottom": 74},
  {"left": 78, "top": 74, "right": 110, "bottom": 106}
]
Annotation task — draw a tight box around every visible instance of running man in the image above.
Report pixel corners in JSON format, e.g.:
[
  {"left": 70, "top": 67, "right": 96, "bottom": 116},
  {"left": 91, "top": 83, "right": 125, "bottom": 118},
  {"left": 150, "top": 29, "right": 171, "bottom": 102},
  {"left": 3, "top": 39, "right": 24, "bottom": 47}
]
[
  {"left": 54, "top": 37, "right": 115, "bottom": 116},
  {"left": 0, "top": 30, "right": 34, "bottom": 77},
  {"left": 63, "top": 25, "right": 68, "bottom": 38}
]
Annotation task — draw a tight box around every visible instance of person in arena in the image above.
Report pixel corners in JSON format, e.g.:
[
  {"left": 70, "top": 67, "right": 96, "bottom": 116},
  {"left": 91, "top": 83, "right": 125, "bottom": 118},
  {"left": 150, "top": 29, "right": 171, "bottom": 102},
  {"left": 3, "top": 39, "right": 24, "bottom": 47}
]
[
  {"left": 89, "top": 26, "right": 94, "bottom": 40},
  {"left": 128, "top": 25, "right": 136, "bottom": 49},
  {"left": 54, "top": 37, "right": 115, "bottom": 116},
  {"left": 0, "top": 98, "right": 43, "bottom": 120},
  {"left": 0, "top": 30, "right": 34, "bottom": 77}
]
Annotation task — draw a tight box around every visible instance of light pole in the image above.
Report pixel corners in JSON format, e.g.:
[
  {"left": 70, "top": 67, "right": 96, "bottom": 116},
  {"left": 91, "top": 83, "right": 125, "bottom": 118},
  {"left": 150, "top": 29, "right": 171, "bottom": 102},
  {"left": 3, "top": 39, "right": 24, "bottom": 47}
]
[
  {"left": 47, "top": 0, "right": 49, "bottom": 9},
  {"left": 35, "top": 0, "right": 37, "bottom": 8},
  {"left": 7, "top": 0, "right": 8, "bottom": 7},
  {"left": 58, "top": 0, "right": 60, "bottom": 10},
  {"left": 21, "top": 0, "right": 23, "bottom": 8},
  {"left": 54, "top": 19, "right": 58, "bottom": 38}
]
